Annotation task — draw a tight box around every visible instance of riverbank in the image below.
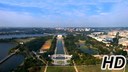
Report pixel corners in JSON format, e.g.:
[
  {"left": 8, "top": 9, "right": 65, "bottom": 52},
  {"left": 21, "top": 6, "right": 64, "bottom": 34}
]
[
  {"left": 0, "top": 54, "right": 25, "bottom": 72},
  {"left": 0, "top": 42, "right": 17, "bottom": 60},
  {"left": 12, "top": 36, "right": 53, "bottom": 72},
  {"left": 0, "top": 36, "right": 45, "bottom": 72},
  {"left": 0, "top": 34, "right": 45, "bottom": 39}
]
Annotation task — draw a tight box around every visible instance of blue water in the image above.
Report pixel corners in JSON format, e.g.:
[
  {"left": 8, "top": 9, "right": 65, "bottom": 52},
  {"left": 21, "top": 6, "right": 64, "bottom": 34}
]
[
  {"left": 0, "top": 43, "right": 16, "bottom": 60},
  {"left": 56, "top": 39, "right": 65, "bottom": 54},
  {"left": 80, "top": 48, "right": 98, "bottom": 54},
  {"left": 0, "top": 34, "right": 47, "bottom": 72},
  {"left": 0, "top": 43, "right": 24, "bottom": 72},
  {"left": 0, "top": 34, "right": 46, "bottom": 39},
  {"left": 0, "top": 54, "right": 24, "bottom": 72}
]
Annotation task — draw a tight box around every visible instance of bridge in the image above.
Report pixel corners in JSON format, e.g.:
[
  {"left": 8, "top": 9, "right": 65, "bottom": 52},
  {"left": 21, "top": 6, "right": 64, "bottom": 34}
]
[
  {"left": 50, "top": 35, "right": 72, "bottom": 65},
  {"left": 0, "top": 53, "right": 15, "bottom": 64},
  {"left": 0, "top": 49, "right": 19, "bottom": 64}
]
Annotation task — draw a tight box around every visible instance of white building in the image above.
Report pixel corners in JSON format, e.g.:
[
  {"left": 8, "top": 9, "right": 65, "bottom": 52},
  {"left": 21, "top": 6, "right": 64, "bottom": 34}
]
[{"left": 57, "top": 35, "right": 62, "bottom": 39}]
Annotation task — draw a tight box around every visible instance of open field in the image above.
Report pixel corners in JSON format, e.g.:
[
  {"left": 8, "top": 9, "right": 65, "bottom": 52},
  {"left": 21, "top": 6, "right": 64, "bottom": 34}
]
[
  {"left": 28, "top": 66, "right": 42, "bottom": 72},
  {"left": 40, "top": 66, "right": 46, "bottom": 72},
  {"left": 77, "top": 64, "right": 128, "bottom": 72},
  {"left": 77, "top": 65, "right": 102, "bottom": 72},
  {"left": 79, "top": 40, "right": 85, "bottom": 44},
  {"left": 40, "top": 39, "right": 52, "bottom": 52},
  {"left": 125, "top": 65, "right": 128, "bottom": 72},
  {"left": 15, "top": 37, "right": 35, "bottom": 43},
  {"left": 40, "top": 65, "right": 128, "bottom": 72},
  {"left": 46, "top": 66, "right": 75, "bottom": 72}
]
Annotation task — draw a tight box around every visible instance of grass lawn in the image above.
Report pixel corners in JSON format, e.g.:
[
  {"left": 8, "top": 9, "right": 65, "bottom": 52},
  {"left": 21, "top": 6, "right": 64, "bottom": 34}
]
[
  {"left": 46, "top": 66, "right": 75, "bottom": 72},
  {"left": 41, "top": 39, "right": 52, "bottom": 50},
  {"left": 125, "top": 65, "right": 128, "bottom": 72},
  {"left": 42, "top": 65, "right": 128, "bottom": 72},
  {"left": 77, "top": 65, "right": 102, "bottom": 72},
  {"left": 15, "top": 37, "right": 35, "bottom": 43},
  {"left": 77, "top": 64, "right": 127, "bottom": 72},
  {"left": 40, "top": 66, "right": 46, "bottom": 72}
]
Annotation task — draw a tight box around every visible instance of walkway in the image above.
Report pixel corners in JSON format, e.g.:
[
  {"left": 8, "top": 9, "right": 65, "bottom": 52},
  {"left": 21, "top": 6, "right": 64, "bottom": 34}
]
[{"left": 51, "top": 35, "right": 72, "bottom": 65}]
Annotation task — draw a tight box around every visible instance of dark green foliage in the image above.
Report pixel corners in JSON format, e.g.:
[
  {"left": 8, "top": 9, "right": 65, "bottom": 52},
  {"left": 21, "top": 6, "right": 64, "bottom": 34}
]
[
  {"left": 25, "top": 36, "right": 52, "bottom": 51},
  {"left": 12, "top": 36, "right": 52, "bottom": 72},
  {"left": 41, "top": 36, "right": 57, "bottom": 62},
  {"left": 115, "top": 49, "right": 127, "bottom": 56},
  {"left": 13, "top": 57, "right": 42, "bottom": 72},
  {"left": 47, "top": 36, "right": 56, "bottom": 55},
  {"left": 64, "top": 35, "right": 101, "bottom": 65}
]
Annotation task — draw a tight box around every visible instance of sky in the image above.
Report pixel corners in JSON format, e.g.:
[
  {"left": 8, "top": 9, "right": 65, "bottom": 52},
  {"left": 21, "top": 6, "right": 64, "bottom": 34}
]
[{"left": 0, "top": 0, "right": 128, "bottom": 27}]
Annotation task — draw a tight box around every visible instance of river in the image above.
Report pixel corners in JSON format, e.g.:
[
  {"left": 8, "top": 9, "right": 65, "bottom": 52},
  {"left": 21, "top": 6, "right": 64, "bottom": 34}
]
[
  {"left": 0, "top": 54, "right": 24, "bottom": 72},
  {"left": 0, "top": 34, "right": 49, "bottom": 72},
  {"left": 0, "top": 43, "right": 16, "bottom": 60},
  {"left": 0, "top": 34, "right": 46, "bottom": 39},
  {"left": 0, "top": 34, "right": 47, "bottom": 72},
  {"left": 0, "top": 42, "right": 25, "bottom": 72}
]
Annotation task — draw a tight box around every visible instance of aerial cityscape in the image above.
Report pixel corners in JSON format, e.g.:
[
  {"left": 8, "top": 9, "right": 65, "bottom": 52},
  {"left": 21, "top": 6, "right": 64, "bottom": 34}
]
[
  {"left": 0, "top": 0, "right": 128, "bottom": 72},
  {"left": 0, "top": 27, "right": 128, "bottom": 72}
]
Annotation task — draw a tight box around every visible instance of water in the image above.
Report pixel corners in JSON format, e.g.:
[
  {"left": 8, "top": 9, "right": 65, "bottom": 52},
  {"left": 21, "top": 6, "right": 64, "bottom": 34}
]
[
  {"left": 80, "top": 48, "right": 96, "bottom": 54},
  {"left": 0, "top": 43, "right": 16, "bottom": 60},
  {"left": 79, "top": 47, "right": 98, "bottom": 55},
  {"left": 0, "top": 54, "right": 24, "bottom": 72},
  {"left": 79, "top": 44, "right": 98, "bottom": 54},
  {"left": 0, "top": 43, "right": 24, "bottom": 72},
  {"left": 0, "top": 34, "right": 45, "bottom": 39},
  {"left": 0, "top": 34, "right": 47, "bottom": 72},
  {"left": 56, "top": 39, "right": 65, "bottom": 54}
]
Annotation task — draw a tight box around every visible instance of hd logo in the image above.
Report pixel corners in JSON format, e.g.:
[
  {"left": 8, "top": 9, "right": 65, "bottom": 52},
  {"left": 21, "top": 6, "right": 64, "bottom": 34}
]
[{"left": 101, "top": 55, "right": 127, "bottom": 70}]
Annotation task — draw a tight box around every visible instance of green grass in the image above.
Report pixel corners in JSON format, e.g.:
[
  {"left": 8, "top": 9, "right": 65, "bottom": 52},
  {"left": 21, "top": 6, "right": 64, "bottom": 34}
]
[
  {"left": 47, "top": 66, "right": 75, "bottom": 72},
  {"left": 77, "top": 65, "right": 102, "bottom": 72},
  {"left": 41, "top": 65, "right": 128, "bottom": 72},
  {"left": 77, "top": 64, "right": 127, "bottom": 72},
  {"left": 125, "top": 65, "right": 128, "bottom": 72},
  {"left": 40, "top": 66, "right": 45, "bottom": 72}
]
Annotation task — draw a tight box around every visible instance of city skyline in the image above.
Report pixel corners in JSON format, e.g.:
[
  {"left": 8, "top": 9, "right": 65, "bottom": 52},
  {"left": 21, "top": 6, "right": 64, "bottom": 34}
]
[{"left": 0, "top": 0, "right": 128, "bottom": 27}]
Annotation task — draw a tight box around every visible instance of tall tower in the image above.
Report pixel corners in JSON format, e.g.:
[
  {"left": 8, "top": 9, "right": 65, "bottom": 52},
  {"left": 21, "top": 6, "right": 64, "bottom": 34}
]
[
  {"left": 112, "top": 32, "right": 119, "bottom": 45},
  {"left": 115, "top": 32, "right": 119, "bottom": 39}
]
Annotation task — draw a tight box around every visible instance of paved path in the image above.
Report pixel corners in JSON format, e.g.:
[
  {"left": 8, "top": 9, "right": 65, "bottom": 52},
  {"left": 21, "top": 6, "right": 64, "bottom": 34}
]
[
  {"left": 44, "top": 62, "right": 48, "bottom": 72},
  {"left": 73, "top": 60, "right": 79, "bottom": 72}
]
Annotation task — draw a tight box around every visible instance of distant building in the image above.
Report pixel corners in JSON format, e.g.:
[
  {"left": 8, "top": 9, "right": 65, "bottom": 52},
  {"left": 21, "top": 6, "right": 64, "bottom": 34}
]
[
  {"left": 19, "top": 42, "right": 24, "bottom": 45},
  {"left": 119, "top": 38, "right": 128, "bottom": 46},
  {"left": 57, "top": 35, "right": 62, "bottom": 39}
]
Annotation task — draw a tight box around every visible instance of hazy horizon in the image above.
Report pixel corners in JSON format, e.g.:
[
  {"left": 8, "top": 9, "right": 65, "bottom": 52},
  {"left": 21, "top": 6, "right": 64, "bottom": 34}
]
[{"left": 0, "top": 0, "right": 128, "bottom": 27}]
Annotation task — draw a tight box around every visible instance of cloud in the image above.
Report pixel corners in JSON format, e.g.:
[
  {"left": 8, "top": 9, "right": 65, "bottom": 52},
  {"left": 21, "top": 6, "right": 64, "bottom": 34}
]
[
  {"left": 0, "top": 10, "right": 37, "bottom": 27},
  {"left": 98, "top": 0, "right": 122, "bottom": 3},
  {"left": 88, "top": 1, "right": 128, "bottom": 27},
  {"left": 0, "top": 0, "right": 128, "bottom": 27},
  {"left": 0, "top": 10, "right": 86, "bottom": 27}
]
